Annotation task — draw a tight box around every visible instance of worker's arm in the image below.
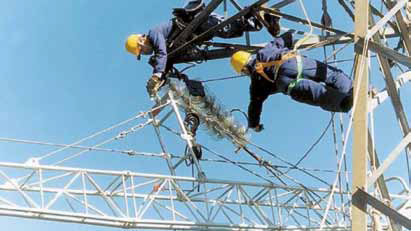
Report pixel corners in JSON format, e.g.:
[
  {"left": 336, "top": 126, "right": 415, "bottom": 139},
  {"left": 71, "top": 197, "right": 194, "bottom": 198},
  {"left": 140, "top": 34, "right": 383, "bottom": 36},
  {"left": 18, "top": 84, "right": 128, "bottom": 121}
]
[
  {"left": 148, "top": 27, "right": 168, "bottom": 77},
  {"left": 248, "top": 80, "right": 269, "bottom": 130},
  {"left": 278, "top": 31, "right": 294, "bottom": 49},
  {"left": 257, "top": 39, "right": 287, "bottom": 62},
  {"left": 257, "top": 32, "right": 294, "bottom": 62}
]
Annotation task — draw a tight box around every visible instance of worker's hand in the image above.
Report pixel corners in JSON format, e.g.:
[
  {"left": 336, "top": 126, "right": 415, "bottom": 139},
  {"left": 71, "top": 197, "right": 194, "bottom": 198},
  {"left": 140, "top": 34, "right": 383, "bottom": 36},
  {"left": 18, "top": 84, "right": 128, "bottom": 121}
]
[{"left": 253, "top": 124, "right": 264, "bottom": 133}]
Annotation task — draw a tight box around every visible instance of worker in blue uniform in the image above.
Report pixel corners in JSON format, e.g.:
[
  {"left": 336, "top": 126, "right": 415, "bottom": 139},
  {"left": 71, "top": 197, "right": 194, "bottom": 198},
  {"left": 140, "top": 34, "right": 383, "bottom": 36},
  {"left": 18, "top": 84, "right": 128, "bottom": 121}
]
[
  {"left": 125, "top": 0, "right": 280, "bottom": 97},
  {"left": 230, "top": 32, "right": 354, "bottom": 132}
]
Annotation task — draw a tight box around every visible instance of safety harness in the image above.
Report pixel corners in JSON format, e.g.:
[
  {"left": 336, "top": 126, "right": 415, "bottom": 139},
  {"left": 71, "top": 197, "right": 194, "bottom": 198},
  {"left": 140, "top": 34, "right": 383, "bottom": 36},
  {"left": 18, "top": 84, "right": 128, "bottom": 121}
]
[
  {"left": 287, "top": 55, "right": 304, "bottom": 95},
  {"left": 254, "top": 31, "right": 317, "bottom": 94},
  {"left": 254, "top": 52, "right": 304, "bottom": 94}
]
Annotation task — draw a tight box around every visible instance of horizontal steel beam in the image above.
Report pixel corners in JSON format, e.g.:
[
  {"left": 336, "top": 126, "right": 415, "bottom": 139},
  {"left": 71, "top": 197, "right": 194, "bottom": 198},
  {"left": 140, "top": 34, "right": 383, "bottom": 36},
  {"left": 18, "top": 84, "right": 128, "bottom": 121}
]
[
  {"left": 355, "top": 38, "right": 411, "bottom": 68},
  {"left": 353, "top": 188, "right": 411, "bottom": 229},
  {"left": 367, "top": 133, "right": 411, "bottom": 187},
  {"left": 369, "top": 71, "right": 411, "bottom": 111},
  {"left": 0, "top": 161, "right": 351, "bottom": 230},
  {"left": 0, "top": 206, "right": 351, "bottom": 230}
]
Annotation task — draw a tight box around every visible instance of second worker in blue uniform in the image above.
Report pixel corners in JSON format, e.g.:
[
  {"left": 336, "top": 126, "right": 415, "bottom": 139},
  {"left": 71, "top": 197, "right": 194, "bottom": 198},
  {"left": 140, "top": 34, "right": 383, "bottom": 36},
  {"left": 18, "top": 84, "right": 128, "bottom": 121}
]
[{"left": 230, "top": 32, "right": 353, "bottom": 132}]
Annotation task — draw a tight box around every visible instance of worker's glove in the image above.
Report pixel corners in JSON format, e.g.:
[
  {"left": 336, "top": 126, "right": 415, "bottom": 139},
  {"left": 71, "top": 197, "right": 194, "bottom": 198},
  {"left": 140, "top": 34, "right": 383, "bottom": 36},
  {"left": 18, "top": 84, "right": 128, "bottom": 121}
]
[
  {"left": 146, "top": 75, "right": 165, "bottom": 98},
  {"left": 253, "top": 124, "right": 264, "bottom": 133}
]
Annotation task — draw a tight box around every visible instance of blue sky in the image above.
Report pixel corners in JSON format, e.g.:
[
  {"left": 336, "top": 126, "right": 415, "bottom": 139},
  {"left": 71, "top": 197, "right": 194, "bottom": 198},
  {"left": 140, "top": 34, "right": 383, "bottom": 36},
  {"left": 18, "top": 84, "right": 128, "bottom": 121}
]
[{"left": 0, "top": 0, "right": 411, "bottom": 230}]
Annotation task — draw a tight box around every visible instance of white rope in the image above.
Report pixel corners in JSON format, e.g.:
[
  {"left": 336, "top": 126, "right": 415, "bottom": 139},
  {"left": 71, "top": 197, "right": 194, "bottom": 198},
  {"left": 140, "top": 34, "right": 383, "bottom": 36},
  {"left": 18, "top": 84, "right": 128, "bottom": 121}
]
[
  {"left": 292, "top": 0, "right": 315, "bottom": 52},
  {"left": 368, "top": 53, "right": 377, "bottom": 171}
]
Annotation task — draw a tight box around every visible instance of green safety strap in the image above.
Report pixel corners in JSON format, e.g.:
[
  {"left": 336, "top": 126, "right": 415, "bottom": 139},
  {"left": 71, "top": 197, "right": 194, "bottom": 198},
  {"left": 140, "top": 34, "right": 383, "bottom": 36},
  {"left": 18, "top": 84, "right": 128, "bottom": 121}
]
[{"left": 287, "top": 54, "right": 304, "bottom": 95}]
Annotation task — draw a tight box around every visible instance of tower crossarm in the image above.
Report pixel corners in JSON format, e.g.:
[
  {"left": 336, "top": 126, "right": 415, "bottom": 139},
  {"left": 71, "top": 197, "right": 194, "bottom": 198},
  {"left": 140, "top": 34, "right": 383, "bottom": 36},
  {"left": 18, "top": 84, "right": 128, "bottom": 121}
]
[{"left": 0, "top": 162, "right": 350, "bottom": 230}]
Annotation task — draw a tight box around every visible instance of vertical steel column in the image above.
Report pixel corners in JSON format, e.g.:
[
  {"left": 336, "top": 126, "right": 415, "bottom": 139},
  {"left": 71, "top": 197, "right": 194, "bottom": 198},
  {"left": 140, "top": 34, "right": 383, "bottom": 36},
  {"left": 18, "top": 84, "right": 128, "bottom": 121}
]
[{"left": 352, "top": 0, "right": 369, "bottom": 230}]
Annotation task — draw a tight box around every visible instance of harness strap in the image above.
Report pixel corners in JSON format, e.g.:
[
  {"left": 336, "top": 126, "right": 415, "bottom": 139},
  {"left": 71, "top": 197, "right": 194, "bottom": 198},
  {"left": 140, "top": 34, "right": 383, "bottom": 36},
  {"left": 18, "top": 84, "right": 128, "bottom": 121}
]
[
  {"left": 287, "top": 54, "right": 304, "bottom": 95},
  {"left": 255, "top": 52, "right": 297, "bottom": 83}
]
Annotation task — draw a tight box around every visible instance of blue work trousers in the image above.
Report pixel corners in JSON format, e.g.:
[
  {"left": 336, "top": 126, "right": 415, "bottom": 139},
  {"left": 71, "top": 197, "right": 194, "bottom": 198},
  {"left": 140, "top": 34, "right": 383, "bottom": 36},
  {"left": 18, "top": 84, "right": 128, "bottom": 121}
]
[{"left": 276, "top": 56, "right": 353, "bottom": 112}]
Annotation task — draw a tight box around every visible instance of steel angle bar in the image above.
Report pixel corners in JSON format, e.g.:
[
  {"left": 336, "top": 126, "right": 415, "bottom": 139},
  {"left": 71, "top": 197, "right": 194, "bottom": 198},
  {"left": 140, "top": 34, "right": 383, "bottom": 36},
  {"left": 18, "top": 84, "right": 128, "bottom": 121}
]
[
  {"left": 172, "top": 48, "right": 238, "bottom": 63},
  {"left": 369, "top": 71, "right": 411, "bottom": 111},
  {"left": 112, "top": 178, "right": 159, "bottom": 195},
  {"left": 19, "top": 170, "right": 36, "bottom": 189},
  {"left": 370, "top": 5, "right": 399, "bottom": 33},
  {"left": 63, "top": 191, "right": 107, "bottom": 216},
  {"left": 138, "top": 179, "right": 168, "bottom": 219},
  {"left": 0, "top": 170, "right": 39, "bottom": 208},
  {"left": 174, "top": 33, "right": 403, "bottom": 64},
  {"left": 367, "top": 133, "right": 411, "bottom": 187},
  {"left": 228, "top": 0, "right": 241, "bottom": 12},
  {"left": 45, "top": 172, "right": 80, "bottom": 209},
  {"left": 149, "top": 113, "right": 176, "bottom": 176},
  {"left": 385, "top": 0, "right": 411, "bottom": 54},
  {"left": 103, "top": 175, "right": 121, "bottom": 192},
  {"left": 238, "top": 186, "right": 273, "bottom": 225},
  {"left": 169, "top": 179, "right": 208, "bottom": 223},
  {"left": 356, "top": 39, "right": 410, "bottom": 68},
  {"left": 26, "top": 171, "right": 72, "bottom": 188},
  {"left": 271, "top": 0, "right": 296, "bottom": 9},
  {"left": 168, "top": 0, "right": 269, "bottom": 58},
  {"left": 367, "top": 0, "right": 407, "bottom": 39},
  {"left": 187, "top": 184, "right": 231, "bottom": 199},
  {"left": 208, "top": 186, "right": 234, "bottom": 223},
  {"left": 170, "top": 0, "right": 224, "bottom": 48},
  {"left": 0, "top": 196, "right": 16, "bottom": 207},
  {"left": 110, "top": 176, "right": 126, "bottom": 195},
  {"left": 85, "top": 174, "right": 126, "bottom": 218},
  {"left": 338, "top": 0, "right": 355, "bottom": 20},
  {"left": 367, "top": 131, "right": 400, "bottom": 231},
  {"left": 353, "top": 188, "right": 411, "bottom": 229},
  {"left": 261, "top": 9, "right": 348, "bottom": 35},
  {"left": 153, "top": 200, "right": 190, "bottom": 221},
  {"left": 368, "top": 12, "right": 411, "bottom": 156},
  {"left": 203, "top": 41, "right": 263, "bottom": 50},
  {"left": 150, "top": 93, "right": 170, "bottom": 117},
  {"left": 155, "top": 109, "right": 174, "bottom": 127}
]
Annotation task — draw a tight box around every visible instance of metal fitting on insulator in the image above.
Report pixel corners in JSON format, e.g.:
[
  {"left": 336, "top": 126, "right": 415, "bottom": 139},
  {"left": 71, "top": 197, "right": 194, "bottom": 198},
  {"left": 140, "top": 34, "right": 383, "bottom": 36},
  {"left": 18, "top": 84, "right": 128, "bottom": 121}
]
[
  {"left": 125, "top": 150, "right": 135, "bottom": 156},
  {"left": 184, "top": 113, "right": 200, "bottom": 136},
  {"left": 116, "top": 131, "right": 128, "bottom": 139}
]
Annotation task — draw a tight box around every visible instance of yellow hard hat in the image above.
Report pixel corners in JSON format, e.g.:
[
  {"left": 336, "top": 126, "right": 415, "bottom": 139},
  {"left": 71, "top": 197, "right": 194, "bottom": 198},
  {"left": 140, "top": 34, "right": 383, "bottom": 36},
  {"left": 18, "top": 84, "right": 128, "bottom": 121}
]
[
  {"left": 231, "top": 51, "right": 251, "bottom": 73},
  {"left": 125, "top": 34, "right": 141, "bottom": 57}
]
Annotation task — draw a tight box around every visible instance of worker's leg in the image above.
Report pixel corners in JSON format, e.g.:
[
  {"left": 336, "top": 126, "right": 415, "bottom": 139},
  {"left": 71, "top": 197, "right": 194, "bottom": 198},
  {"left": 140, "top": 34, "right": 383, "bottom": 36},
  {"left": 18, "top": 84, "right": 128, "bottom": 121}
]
[
  {"left": 281, "top": 57, "right": 352, "bottom": 95},
  {"left": 289, "top": 79, "right": 351, "bottom": 112},
  {"left": 323, "top": 64, "right": 353, "bottom": 94}
]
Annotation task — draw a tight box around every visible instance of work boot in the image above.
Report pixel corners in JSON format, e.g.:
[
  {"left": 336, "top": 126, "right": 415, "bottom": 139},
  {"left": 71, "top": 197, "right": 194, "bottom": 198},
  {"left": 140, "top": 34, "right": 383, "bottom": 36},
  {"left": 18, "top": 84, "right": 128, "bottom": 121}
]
[
  {"left": 258, "top": 4, "right": 281, "bottom": 37},
  {"left": 146, "top": 75, "right": 165, "bottom": 98},
  {"left": 340, "top": 95, "right": 353, "bottom": 113},
  {"left": 264, "top": 13, "right": 281, "bottom": 37}
]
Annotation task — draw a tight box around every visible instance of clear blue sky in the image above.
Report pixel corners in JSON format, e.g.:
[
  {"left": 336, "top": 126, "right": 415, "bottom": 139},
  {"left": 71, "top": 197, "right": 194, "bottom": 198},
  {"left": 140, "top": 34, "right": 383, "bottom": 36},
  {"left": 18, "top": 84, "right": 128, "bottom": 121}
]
[{"left": 0, "top": 0, "right": 411, "bottom": 230}]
